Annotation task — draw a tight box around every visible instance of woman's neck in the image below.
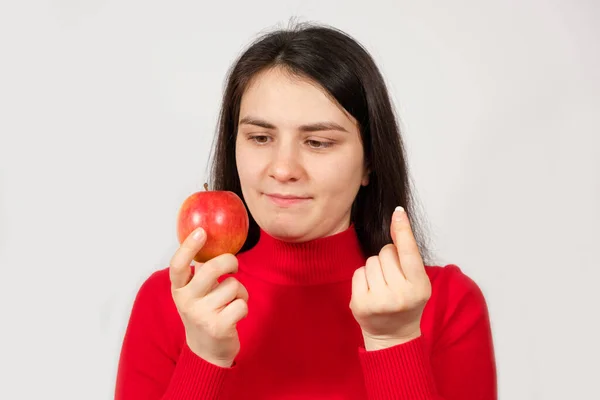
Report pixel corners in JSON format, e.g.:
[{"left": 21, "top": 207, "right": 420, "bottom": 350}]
[{"left": 237, "top": 224, "right": 367, "bottom": 285}]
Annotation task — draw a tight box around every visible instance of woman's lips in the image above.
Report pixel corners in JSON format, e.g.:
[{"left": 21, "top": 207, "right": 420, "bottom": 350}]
[{"left": 265, "top": 193, "right": 312, "bottom": 207}]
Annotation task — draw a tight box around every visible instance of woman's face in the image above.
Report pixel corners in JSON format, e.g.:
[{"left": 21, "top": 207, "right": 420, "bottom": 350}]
[{"left": 235, "top": 67, "right": 369, "bottom": 242}]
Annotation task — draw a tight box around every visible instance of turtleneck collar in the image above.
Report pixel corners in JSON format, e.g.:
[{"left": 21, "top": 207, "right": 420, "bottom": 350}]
[{"left": 237, "top": 224, "right": 367, "bottom": 286}]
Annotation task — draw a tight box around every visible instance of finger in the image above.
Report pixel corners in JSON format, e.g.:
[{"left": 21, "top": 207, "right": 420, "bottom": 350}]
[
  {"left": 169, "top": 227, "right": 206, "bottom": 290},
  {"left": 351, "top": 266, "right": 369, "bottom": 299},
  {"left": 192, "top": 260, "right": 219, "bottom": 291},
  {"left": 365, "top": 255, "right": 386, "bottom": 291},
  {"left": 219, "top": 298, "right": 249, "bottom": 327},
  {"left": 378, "top": 243, "right": 406, "bottom": 286},
  {"left": 187, "top": 253, "right": 239, "bottom": 298},
  {"left": 203, "top": 277, "right": 249, "bottom": 311},
  {"left": 391, "top": 206, "right": 425, "bottom": 282}
]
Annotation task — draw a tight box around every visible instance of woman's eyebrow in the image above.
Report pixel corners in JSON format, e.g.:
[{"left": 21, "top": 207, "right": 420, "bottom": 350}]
[{"left": 239, "top": 116, "right": 348, "bottom": 133}]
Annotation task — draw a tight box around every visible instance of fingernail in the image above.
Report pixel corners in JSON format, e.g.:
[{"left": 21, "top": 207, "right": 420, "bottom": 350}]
[
  {"left": 193, "top": 228, "right": 205, "bottom": 241},
  {"left": 394, "top": 206, "right": 405, "bottom": 221}
]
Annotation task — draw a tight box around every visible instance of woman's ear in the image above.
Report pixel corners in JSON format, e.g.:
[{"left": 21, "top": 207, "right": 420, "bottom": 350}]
[
  {"left": 361, "top": 163, "right": 371, "bottom": 186},
  {"left": 361, "top": 175, "right": 369, "bottom": 186}
]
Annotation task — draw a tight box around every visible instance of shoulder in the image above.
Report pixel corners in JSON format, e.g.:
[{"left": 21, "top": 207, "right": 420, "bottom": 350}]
[
  {"left": 128, "top": 267, "right": 174, "bottom": 314},
  {"left": 425, "top": 264, "right": 486, "bottom": 298},
  {"left": 136, "top": 266, "right": 172, "bottom": 296},
  {"left": 122, "top": 267, "right": 185, "bottom": 356},
  {"left": 422, "top": 264, "right": 492, "bottom": 346},
  {"left": 127, "top": 266, "right": 182, "bottom": 330}
]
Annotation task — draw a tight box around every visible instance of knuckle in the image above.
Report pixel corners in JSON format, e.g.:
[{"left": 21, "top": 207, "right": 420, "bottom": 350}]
[
  {"left": 168, "top": 254, "right": 184, "bottom": 271},
  {"left": 365, "top": 256, "right": 379, "bottom": 267},
  {"left": 211, "top": 253, "right": 239, "bottom": 273},
  {"left": 201, "top": 260, "right": 219, "bottom": 275},
  {"left": 222, "top": 274, "right": 235, "bottom": 283},
  {"left": 379, "top": 244, "right": 395, "bottom": 257},
  {"left": 224, "top": 277, "right": 241, "bottom": 292},
  {"left": 221, "top": 276, "right": 235, "bottom": 285},
  {"left": 241, "top": 305, "right": 249, "bottom": 319},
  {"left": 181, "top": 243, "right": 201, "bottom": 259},
  {"left": 223, "top": 253, "right": 239, "bottom": 270},
  {"left": 230, "top": 276, "right": 242, "bottom": 288},
  {"left": 182, "top": 239, "right": 199, "bottom": 251},
  {"left": 237, "top": 299, "right": 249, "bottom": 315},
  {"left": 352, "top": 266, "right": 365, "bottom": 280}
]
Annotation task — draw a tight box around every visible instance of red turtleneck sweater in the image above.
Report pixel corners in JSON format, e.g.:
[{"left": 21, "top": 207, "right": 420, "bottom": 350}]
[{"left": 115, "top": 226, "right": 497, "bottom": 399}]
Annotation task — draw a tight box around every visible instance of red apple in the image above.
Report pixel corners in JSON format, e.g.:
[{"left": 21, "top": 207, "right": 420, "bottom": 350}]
[{"left": 176, "top": 183, "right": 249, "bottom": 263}]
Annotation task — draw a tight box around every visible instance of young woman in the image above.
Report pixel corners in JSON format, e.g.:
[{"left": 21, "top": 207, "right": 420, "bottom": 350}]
[{"left": 115, "top": 22, "right": 497, "bottom": 399}]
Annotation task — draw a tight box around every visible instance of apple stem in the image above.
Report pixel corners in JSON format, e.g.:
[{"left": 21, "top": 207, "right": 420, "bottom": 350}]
[{"left": 204, "top": 183, "right": 209, "bottom": 191}]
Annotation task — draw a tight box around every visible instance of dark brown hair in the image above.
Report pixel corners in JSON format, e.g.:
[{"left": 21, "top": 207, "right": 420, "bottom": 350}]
[{"left": 207, "top": 21, "right": 435, "bottom": 265}]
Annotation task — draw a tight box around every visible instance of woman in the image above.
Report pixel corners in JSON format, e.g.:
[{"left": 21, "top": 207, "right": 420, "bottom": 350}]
[{"left": 115, "top": 22, "right": 497, "bottom": 399}]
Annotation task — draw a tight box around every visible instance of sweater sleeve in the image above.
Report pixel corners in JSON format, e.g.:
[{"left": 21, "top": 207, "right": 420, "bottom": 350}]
[
  {"left": 114, "top": 270, "right": 234, "bottom": 400},
  {"left": 357, "top": 265, "right": 497, "bottom": 400}
]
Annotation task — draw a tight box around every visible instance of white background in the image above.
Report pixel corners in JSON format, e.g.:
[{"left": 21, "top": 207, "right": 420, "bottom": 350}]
[{"left": 1, "top": 1, "right": 598, "bottom": 399}]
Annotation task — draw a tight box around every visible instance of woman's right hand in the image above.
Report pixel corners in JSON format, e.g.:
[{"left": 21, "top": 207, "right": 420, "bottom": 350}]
[{"left": 169, "top": 227, "right": 249, "bottom": 368}]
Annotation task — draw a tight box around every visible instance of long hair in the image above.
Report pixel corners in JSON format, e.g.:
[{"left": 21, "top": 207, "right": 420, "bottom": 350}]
[{"left": 207, "top": 21, "right": 436, "bottom": 265}]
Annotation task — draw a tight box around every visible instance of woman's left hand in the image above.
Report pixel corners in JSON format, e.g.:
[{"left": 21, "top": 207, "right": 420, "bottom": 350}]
[{"left": 350, "top": 206, "right": 432, "bottom": 351}]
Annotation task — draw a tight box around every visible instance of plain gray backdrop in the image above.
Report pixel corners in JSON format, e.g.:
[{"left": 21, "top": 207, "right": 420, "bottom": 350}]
[{"left": 1, "top": 1, "right": 598, "bottom": 399}]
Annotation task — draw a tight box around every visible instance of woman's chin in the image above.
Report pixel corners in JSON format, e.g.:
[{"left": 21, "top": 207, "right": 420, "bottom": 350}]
[
  {"left": 259, "top": 219, "right": 311, "bottom": 243},
  {"left": 257, "top": 213, "right": 350, "bottom": 243}
]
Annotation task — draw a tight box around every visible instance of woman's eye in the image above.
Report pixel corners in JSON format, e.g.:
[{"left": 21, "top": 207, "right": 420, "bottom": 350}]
[
  {"left": 307, "top": 140, "right": 332, "bottom": 149},
  {"left": 249, "top": 135, "right": 270, "bottom": 144}
]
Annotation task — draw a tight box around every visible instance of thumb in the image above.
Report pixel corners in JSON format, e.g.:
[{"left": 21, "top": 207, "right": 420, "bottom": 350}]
[{"left": 170, "top": 227, "right": 206, "bottom": 290}]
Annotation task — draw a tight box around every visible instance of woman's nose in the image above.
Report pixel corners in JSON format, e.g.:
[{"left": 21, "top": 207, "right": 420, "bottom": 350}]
[{"left": 268, "top": 145, "right": 304, "bottom": 183}]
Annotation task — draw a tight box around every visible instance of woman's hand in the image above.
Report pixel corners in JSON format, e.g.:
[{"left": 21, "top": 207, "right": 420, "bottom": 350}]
[
  {"left": 350, "top": 207, "right": 432, "bottom": 351},
  {"left": 169, "top": 227, "right": 249, "bottom": 367}
]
